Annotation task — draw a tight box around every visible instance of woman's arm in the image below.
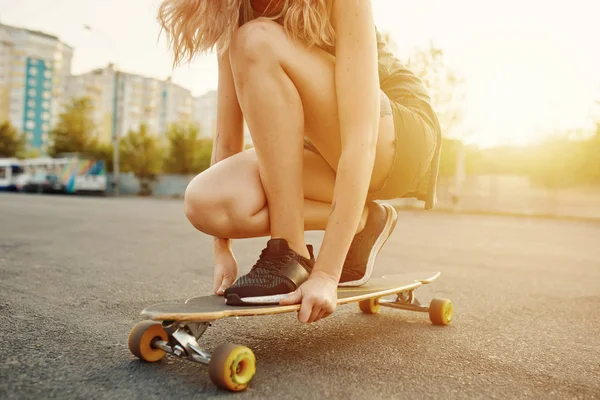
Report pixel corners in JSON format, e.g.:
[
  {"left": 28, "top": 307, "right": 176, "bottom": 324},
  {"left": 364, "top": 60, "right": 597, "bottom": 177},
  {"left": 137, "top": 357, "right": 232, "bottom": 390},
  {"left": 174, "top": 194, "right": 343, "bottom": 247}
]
[
  {"left": 212, "top": 50, "right": 245, "bottom": 167},
  {"left": 213, "top": 50, "right": 244, "bottom": 250},
  {"left": 311, "top": 0, "right": 380, "bottom": 282}
]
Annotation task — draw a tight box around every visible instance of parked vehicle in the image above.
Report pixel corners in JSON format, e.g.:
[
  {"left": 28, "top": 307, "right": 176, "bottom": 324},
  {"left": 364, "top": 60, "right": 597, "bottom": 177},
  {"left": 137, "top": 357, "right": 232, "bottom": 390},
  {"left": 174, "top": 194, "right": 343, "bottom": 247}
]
[
  {"left": 0, "top": 158, "right": 24, "bottom": 191},
  {"left": 18, "top": 156, "right": 107, "bottom": 194},
  {"left": 20, "top": 173, "right": 66, "bottom": 194}
]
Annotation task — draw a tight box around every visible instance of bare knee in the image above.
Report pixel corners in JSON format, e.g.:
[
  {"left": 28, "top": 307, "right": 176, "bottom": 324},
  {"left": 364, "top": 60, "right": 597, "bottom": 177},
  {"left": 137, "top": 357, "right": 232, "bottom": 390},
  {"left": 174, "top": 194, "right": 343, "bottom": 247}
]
[
  {"left": 184, "top": 182, "right": 231, "bottom": 237},
  {"left": 229, "top": 18, "right": 285, "bottom": 68},
  {"left": 184, "top": 174, "right": 260, "bottom": 238}
]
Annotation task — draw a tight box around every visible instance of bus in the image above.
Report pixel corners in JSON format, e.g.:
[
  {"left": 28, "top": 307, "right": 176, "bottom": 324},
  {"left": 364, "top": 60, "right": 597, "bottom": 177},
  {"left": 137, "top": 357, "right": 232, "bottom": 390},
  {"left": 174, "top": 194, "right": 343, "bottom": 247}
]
[
  {"left": 17, "top": 156, "right": 107, "bottom": 194},
  {"left": 0, "top": 158, "right": 24, "bottom": 191}
]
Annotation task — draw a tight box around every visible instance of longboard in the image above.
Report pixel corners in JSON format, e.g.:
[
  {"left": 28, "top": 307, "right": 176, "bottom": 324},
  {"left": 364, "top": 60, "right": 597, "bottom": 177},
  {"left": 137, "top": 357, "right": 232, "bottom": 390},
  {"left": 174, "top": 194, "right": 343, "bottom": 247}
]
[{"left": 128, "top": 271, "right": 453, "bottom": 392}]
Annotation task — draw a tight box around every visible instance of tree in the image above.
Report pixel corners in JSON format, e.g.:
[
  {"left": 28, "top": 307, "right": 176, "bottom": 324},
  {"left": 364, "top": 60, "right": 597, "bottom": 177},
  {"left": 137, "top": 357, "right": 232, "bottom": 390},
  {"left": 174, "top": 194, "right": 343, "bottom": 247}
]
[
  {"left": 88, "top": 142, "right": 116, "bottom": 173},
  {"left": 401, "top": 40, "right": 469, "bottom": 205},
  {"left": 21, "top": 148, "right": 41, "bottom": 159},
  {"left": 585, "top": 123, "right": 600, "bottom": 183},
  {"left": 120, "top": 124, "right": 163, "bottom": 195},
  {"left": 404, "top": 41, "right": 466, "bottom": 139},
  {"left": 437, "top": 138, "right": 460, "bottom": 179},
  {"left": 0, "top": 121, "right": 25, "bottom": 158},
  {"left": 163, "top": 122, "right": 212, "bottom": 174},
  {"left": 49, "top": 97, "right": 98, "bottom": 156},
  {"left": 526, "top": 135, "right": 580, "bottom": 189}
]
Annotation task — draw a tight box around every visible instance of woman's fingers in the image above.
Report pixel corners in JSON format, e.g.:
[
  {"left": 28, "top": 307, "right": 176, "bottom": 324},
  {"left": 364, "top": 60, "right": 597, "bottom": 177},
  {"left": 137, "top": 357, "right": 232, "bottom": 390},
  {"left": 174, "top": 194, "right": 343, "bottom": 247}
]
[
  {"left": 307, "top": 304, "right": 323, "bottom": 324},
  {"left": 298, "top": 296, "right": 315, "bottom": 323},
  {"left": 217, "top": 274, "right": 235, "bottom": 295},
  {"left": 280, "top": 290, "right": 303, "bottom": 305},
  {"left": 213, "top": 266, "right": 223, "bottom": 294},
  {"left": 213, "top": 265, "right": 236, "bottom": 295}
]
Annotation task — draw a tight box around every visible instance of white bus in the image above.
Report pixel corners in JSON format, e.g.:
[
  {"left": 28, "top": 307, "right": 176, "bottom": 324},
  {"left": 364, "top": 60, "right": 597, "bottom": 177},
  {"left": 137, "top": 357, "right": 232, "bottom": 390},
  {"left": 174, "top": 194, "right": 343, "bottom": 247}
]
[
  {"left": 0, "top": 158, "right": 24, "bottom": 191},
  {"left": 17, "top": 156, "right": 107, "bottom": 194}
]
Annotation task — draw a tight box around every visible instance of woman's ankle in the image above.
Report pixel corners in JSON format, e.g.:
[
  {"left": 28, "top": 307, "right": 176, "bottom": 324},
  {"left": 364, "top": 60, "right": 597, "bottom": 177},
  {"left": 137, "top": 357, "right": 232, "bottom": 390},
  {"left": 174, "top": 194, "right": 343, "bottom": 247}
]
[
  {"left": 287, "top": 239, "right": 312, "bottom": 259},
  {"left": 355, "top": 205, "right": 369, "bottom": 235}
]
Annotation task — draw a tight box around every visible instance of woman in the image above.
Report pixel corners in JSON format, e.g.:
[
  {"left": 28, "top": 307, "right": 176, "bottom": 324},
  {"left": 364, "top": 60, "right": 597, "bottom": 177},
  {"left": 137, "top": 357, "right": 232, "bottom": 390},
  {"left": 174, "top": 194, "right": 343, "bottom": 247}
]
[{"left": 158, "top": 0, "right": 440, "bottom": 324}]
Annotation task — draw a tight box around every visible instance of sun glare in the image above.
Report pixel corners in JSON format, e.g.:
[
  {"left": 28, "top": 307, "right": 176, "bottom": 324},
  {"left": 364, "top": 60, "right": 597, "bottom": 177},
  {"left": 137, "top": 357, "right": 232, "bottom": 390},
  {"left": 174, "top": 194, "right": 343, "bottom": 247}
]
[{"left": 373, "top": 0, "right": 600, "bottom": 147}]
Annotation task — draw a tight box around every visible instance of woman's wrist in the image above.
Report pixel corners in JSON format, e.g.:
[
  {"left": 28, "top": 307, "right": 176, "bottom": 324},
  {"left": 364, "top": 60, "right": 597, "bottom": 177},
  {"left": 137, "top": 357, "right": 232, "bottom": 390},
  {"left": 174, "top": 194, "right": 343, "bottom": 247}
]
[
  {"left": 213, "top": 237, "right": 231, "bottom": 251},
  {"left": 310, "top": 268, "right": 340, "bottom": 285}
]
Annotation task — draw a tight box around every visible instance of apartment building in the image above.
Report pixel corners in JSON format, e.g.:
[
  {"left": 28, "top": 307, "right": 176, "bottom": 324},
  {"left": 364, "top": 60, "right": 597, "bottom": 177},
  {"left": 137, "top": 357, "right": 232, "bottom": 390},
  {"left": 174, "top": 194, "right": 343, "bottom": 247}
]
[
  {"left": 192, "top": 90, "right": 252, "bottom": 144},
  {"left": 67, "top": 65, "right": 195, "bottom": 143},
  {"left": 0, "top": 23, "right": 73, "bottom": 152}
]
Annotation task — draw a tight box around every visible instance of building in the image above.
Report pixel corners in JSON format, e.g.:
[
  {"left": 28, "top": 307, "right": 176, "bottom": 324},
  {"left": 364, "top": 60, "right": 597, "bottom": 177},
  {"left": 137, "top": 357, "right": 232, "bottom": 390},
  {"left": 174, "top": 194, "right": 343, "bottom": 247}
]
[
  {"left": 161, "top": 78, "right": 193, "bottom": 135},
  {"left": 114, "top": 69, "right": 162, "bottom": 139},
  {"left": 67, "top": 65, "right": 195, "bottom": 143},
  {"left": 192, "top": 90, "right": 252, "bottom": 144},
  {"left": 0, "top": 23, "right": 73, "bottom": 153},
  {"left": 192, "top": 90, "right": 217, "bottom": 138},
  {"left": 65, "top": 66, "right": 114, "bottom": 143},
  {"left": 0, "top": 33, "right": 12, "bottom": 123},
  {"left": 115, "top": 73, "right": 193, "bottom": 140}
]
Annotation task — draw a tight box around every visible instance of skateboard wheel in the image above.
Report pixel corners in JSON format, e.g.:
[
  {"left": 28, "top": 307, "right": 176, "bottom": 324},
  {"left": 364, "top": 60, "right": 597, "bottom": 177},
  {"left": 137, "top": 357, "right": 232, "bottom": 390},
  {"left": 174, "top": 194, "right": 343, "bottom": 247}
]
[
  {"left": 358, "top": 298, "right": 380, "bottom": 314},
  {"left": 209, "top": 343, "right": 256, "bottom": 392},
  {"left": 429, "top": 298, "right": 453, "bottom": 326},
  {"left": 128, "top": 321, "right": 168, "bottom": 362}
]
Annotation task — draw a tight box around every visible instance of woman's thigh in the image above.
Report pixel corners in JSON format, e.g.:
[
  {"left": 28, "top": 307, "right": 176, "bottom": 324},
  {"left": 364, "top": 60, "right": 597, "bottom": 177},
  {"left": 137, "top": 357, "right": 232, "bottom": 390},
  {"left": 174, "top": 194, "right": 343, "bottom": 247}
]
[{"left": 230, "top": 18, "right": 396, "bottom": 193}]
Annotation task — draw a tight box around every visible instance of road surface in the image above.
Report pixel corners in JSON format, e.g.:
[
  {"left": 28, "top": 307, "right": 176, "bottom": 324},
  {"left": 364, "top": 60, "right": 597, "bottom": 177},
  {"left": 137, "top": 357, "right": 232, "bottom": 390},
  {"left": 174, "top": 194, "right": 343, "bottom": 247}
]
[{"left": 1, "top": 194, "right": 599, "bottom": 399}]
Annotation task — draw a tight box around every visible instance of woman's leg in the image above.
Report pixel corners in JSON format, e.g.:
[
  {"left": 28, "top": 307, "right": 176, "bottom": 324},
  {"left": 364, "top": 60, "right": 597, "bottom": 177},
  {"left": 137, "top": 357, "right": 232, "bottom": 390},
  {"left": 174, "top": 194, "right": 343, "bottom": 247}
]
[
  {"left": 184, "top": 147, "right": 344, "bottom": 239},
  {"left": 226, "top": 18, "right": 396, "bottom": 258}
]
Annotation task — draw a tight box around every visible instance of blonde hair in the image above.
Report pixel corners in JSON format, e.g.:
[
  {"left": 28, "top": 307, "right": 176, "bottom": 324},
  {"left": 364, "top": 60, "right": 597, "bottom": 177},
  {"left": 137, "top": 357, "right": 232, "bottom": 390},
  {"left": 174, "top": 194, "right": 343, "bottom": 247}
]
[{"left": 158, "top": 0, "right": 335, "bottom": 67}]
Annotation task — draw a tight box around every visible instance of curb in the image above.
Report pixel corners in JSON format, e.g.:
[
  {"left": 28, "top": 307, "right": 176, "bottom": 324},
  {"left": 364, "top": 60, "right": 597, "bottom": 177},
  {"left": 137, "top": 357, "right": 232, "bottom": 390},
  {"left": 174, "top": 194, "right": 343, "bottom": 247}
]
[{"left": 391, "top": 205, "right": 600, "bottom": 224}]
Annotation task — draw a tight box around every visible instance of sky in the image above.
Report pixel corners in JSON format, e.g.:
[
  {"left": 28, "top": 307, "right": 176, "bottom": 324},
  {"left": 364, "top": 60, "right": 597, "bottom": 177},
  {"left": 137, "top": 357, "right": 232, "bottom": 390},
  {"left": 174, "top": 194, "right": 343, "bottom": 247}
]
[{"left": 1, "top": 0, "right": 599, "bottom": 147}]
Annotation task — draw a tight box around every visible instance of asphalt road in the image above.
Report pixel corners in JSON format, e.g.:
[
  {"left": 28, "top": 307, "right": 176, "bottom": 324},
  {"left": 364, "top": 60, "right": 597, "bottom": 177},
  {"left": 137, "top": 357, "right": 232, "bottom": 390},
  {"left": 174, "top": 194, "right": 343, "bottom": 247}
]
[{"left": 1, "top": 193, "right": 599, "bottom": 399}]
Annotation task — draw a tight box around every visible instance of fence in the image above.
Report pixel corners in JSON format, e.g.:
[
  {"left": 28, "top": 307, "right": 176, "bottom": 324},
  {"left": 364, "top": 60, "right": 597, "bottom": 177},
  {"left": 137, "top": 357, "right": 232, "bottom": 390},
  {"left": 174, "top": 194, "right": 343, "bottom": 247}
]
[
  {"left": 106, "top": 173, "right": 194, "bottom": 197},
  {"left": 392, "top": 174, "right": 600, "bottom": 220},
  {"left": 107, "top": 173, "right": 600, "bottom": 220}
]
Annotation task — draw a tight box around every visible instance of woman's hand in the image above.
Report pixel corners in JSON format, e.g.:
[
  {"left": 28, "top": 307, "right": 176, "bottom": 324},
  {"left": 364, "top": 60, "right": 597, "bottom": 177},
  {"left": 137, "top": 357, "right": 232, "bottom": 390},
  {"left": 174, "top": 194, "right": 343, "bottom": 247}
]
[
  {"left": 280, "top": 271, "right": 338, "bottom": 323},
  {"left": 213, "top": 239, "right": 238, "bottom": 295}
]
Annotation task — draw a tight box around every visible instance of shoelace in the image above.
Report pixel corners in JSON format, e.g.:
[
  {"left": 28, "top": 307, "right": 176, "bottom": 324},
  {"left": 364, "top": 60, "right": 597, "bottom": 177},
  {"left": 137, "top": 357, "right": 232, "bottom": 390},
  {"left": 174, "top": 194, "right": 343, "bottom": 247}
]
[{"left": 251, "top": 248, "right": 294, "bottom": 273}]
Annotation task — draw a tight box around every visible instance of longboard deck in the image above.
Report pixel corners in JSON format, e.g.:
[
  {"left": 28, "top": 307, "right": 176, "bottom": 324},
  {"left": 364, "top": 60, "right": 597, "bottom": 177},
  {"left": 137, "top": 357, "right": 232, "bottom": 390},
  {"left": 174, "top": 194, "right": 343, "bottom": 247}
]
[{"left": 141, "top": 271, "right": 440, "bottom": 322}]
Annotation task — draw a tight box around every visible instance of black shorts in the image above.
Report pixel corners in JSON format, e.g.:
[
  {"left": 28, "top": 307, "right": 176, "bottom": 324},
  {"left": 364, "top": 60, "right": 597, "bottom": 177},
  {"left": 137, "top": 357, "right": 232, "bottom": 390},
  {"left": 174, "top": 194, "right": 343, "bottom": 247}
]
[{"left": 304, "top": 102, "right": 438, "bottom": 201}]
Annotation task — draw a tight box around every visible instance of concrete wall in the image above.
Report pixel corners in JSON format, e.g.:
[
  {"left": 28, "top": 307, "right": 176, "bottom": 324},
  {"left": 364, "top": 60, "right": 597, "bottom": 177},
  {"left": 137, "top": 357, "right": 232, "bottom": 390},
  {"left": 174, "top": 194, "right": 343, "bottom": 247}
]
[
  {"left": 107, "top": 172, "right": 600, "bottom": 220},
  {"left": 106, "top": 173, "right": 194, "bottom": 197},
  {"left": 392, "top": 174, "right": 600, "bottom": 220}
]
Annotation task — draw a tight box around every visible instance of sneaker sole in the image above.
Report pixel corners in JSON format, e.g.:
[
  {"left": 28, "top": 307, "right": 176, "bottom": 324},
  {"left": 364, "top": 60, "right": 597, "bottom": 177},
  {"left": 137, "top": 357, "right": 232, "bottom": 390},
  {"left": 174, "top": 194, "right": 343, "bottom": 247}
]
[
  {"left": 338, "top": 203, "right": 398, "bottom": 287},
  {"left": 226, "top": 293, "right": 290, "bottom": 306}
]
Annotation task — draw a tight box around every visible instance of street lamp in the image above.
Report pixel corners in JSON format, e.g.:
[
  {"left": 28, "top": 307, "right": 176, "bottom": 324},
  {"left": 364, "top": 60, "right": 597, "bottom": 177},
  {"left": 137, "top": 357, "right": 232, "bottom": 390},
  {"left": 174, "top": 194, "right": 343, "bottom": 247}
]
[
  {"left": 83, "top": 24, "right": 120, "bottom": 196},
  {"left": 111, "top": 68, "right": 120, "bottom": 197}
]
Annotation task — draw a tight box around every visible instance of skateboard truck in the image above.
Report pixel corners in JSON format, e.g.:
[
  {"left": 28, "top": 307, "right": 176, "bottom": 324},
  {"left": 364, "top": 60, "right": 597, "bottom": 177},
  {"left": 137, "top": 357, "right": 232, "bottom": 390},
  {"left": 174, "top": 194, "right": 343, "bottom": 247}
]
[
  {"left": 356, "top": 289, "right": 453, "bottom": 326},
  {"left": 151, "top": 321, "right": 212, "bottom": 364},
  {"left": 378, "top": 289, "right": 430, "bottom": 312},
  {"left": 128, "top": 319, "right": 256, "bottom": 392}
]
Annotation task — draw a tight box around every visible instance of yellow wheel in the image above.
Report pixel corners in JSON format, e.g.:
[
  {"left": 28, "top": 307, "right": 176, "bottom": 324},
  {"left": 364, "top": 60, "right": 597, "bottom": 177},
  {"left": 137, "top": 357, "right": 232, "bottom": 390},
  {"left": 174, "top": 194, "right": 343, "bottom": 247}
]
[
  {"left": 429, "top": 298, "right": 453, "bottom": 326},
  {"left": 208, "top": 343, "right": 256, "bottom": 392},
  {"left": 128, "top": 321, "right": 168, "bottom": 362},
  {"left": 358, "top": 298, "right": 380, "bottom": 314}
]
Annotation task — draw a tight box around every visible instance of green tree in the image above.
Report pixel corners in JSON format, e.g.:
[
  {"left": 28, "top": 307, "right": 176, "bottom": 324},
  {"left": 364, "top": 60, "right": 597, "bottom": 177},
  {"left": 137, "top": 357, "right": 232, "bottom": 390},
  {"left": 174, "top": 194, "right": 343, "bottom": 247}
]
[
  {"left": 0, "top": 121, "right": 25, "bottom": 158},
  {"left": 438, "top": 138, "right": 460, "bottom": 178},
  {"left": 22, "top": 148, "right": 41, "bottom": 159},
  {"left": 580, "top": 122, "right": 600, "bottom": 184},
  {"left": 526, "top": 136, "right": 579, "bottom": 188},
  {"left": 405, "top": 41, "right": 465, "bottom": 140},
  {"left": 163, "top": 122, "right": 212, "bottom": 174},
  {"left": 387, "top": 40, "right": 466, "bottom": 183},
  {"left": 49, "top": 97, "right": 98, "bottom": 156},
  {"left": 120, "top": 124, "right": 163, "bottom": 195},
  {"left": 88, "top": 142, "right": 118, "bottom": 173}
]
